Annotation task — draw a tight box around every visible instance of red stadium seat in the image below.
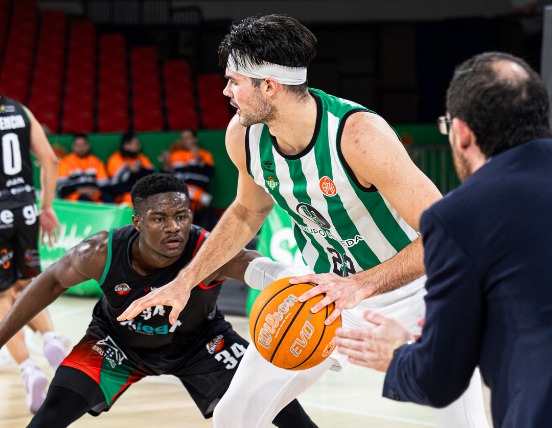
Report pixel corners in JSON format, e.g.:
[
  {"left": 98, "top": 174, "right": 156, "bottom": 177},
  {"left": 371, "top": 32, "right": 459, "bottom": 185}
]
[
  {"left": 98, "top": 109, "right": 130, "bottom": 133},
  {"left": 34, "top": 109, "right": 60, "bottom": 134},
  {"left": 100, "top": 34, "right": 126, "bottom": 52},
  {"left": 167, "top": 106, "right": 199, "bottom": 130},
  {"left": 98, "top": 94, "right": 128, "bottom": 112},
  {"left": 131, "top": 46, "right": 158, "bottom": 65},
  {"left": 133, "top": 109, "right": 164, "bottom": 132},
  {"left": 200, "top": 105, "right": 233, "bottom": 130},
  {"left": 197, "top": 73, "right": 226, "bottom": 91},
  {"left": 29, "top": 91, "right": 61, "bottom": 112},
  {"left": 166, "top": 91, "right": 196, "bottom": 111},
  {"left": 163, "top": 60, "right": 192, "bottom": 80},
  {"left": 62, "top": 110, "right": 94, "bottom": 134}
]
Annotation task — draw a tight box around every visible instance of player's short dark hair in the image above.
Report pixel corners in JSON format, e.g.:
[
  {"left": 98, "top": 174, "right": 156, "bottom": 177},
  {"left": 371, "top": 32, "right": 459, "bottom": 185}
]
[
  {"left": 218, "top": 14, "right": 316, "bottom": 95},
  {"left": 447, "top": 52, "right": 551, "bottom": 157},
  {"left": 131, "top": 173, "right": 190, "bottom": 215}
]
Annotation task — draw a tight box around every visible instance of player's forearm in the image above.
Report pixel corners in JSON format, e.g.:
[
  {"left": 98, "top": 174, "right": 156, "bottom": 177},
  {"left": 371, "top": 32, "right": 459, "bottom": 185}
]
[
  {"left": 0, "top": 269, "right": 66, "bottom": 348},
  {"left": 38, "top": 157, "right": 59, "bottom": 210},
  {"left": 358, "top": 237, "right": 425, "bottom": 298},
  {"left": 177, "top": 200, "right": 269, "bottom": 287}
]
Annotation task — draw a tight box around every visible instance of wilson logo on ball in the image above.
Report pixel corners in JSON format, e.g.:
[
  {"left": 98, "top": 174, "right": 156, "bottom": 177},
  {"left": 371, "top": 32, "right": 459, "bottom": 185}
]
[
  {"left": 249, "top": 277, "right": 341, "bottom": 371},
  {"left": 258, "top": 293, "right": 298, "bottom": 349}
]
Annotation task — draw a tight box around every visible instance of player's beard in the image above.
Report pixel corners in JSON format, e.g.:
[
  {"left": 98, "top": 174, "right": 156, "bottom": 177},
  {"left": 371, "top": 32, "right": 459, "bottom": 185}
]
[
  {"left": 450, "top": 133, "right": 471, "bottom": 182},
  {"left": 238, "top": 91, "right": 277, "bottom": 127}
]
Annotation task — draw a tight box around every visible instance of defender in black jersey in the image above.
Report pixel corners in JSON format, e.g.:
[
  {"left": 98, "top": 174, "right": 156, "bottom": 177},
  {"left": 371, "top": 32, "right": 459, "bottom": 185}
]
[
  {"left": 0, "top": 173, "right": 317, "bottom": 427},
  {"left": 0, "top": 95, "right": 67, "bottom": 414}
]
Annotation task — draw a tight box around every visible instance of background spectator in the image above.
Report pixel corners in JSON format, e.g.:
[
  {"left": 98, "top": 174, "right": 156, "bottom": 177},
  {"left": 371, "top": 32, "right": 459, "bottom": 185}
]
[
  {"left": 161, "top": 129, "right": 215, "bottom": 226},
  {"left": 57, "top": 133, "right": 113, "bottom": 203},
  {"left": 107, "top": 132, "right": 155, "bottom": 206}
]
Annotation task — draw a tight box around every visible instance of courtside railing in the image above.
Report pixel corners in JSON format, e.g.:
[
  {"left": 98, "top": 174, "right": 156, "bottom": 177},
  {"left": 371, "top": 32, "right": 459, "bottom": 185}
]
[{"left": 408, "top": 144, "right": 461, "bottom": 195}]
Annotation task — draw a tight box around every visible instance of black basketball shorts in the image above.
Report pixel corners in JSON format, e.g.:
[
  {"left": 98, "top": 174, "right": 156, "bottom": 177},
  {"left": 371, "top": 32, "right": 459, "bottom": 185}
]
[{"left": 0, "top": 203, "right": 40, "bottom": 291}]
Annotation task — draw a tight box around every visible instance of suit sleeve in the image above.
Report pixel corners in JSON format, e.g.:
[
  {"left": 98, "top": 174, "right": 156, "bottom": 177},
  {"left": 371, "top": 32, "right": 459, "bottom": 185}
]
[{"left": 382, "top": 209, "right": 483, "bottom": 407}]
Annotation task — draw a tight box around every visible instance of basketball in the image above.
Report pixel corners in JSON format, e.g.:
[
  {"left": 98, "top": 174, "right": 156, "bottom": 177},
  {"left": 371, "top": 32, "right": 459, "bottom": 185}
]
[{"left": 249, "top": 277, "right": 342, "bottom": 370}]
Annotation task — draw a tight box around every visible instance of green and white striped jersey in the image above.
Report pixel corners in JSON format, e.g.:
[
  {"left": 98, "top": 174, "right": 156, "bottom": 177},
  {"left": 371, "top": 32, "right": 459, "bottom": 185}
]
[{"left": 246, "top": 88, "right": 418, "bottom": 276}]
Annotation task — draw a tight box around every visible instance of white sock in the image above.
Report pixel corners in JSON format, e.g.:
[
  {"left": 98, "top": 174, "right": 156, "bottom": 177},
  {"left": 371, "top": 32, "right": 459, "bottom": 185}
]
[
  {"left": 42, "top": 332, "right": 56, "bottom": 342},
  {"left": 19, "top": 358, "right": 36, "bottom": 373}
]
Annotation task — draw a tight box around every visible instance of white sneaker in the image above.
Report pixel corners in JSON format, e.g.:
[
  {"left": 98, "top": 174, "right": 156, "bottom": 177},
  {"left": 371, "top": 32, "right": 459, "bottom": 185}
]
[
  {"left": 22, "top": 366, "right": 48, "bottom": 414},
  {"left": 43, "top": 334, "right": 70, "bottom": 371}
]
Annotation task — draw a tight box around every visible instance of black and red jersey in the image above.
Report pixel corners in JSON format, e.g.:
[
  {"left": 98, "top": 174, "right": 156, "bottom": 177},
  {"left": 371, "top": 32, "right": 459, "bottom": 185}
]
[{"left": 94, "top": 224, "right": 225, "bottom": 349}]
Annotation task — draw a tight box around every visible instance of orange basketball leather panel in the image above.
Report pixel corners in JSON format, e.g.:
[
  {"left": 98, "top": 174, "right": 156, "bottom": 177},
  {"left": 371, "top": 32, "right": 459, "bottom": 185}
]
[{"left": 249, "top": 277, "right": 341, "bottom": 371}]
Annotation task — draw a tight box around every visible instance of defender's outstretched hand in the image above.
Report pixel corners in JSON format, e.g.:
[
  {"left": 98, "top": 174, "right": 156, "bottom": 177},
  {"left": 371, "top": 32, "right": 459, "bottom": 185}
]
[{"left": 117, "top": 277, "right": 192, "bottom": 325}]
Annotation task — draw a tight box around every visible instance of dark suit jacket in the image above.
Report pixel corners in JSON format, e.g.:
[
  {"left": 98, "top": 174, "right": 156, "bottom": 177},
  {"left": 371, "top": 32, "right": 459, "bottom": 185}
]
[{"left": 383, "top": 139, "right": 552, "bottom": 427}]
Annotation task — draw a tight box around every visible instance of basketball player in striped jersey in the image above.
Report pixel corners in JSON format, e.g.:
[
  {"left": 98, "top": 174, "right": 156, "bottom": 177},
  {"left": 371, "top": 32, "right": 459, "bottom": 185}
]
[{"left": 118, "top": 15, "right": 489, "bottom": 428}]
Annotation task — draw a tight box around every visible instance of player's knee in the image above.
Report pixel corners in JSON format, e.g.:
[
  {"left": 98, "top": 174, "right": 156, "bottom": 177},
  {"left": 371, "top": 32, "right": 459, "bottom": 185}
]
[{"left": 213, "top": 396, "right": 239, "bottom": 427}]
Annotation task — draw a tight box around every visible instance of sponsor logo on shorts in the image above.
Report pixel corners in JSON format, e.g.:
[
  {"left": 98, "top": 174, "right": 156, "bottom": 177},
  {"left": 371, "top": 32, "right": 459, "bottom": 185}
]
[
  {"left": 0, "top": 248, "right": 13, "bottom": 269},
  {"left": 0, "top": 209, "right": 14, "bottom": 229},
  {"left": 115, "top": 283, "right": 131, "bottom": 296},
  {"left": 319, "top": 176, "right": 337, "bottom": 197},
  {"left": 206, "top": 334, "right": 225, "bottom": 354},
  {"left": 93, "top": 336, "right": 127, "bottom": 368},
  {"left": 265, "top": 176, "right": 279, "bottom": 190},
  {"left": 22, "top": 205, "right": 38, "bottom": 225}
]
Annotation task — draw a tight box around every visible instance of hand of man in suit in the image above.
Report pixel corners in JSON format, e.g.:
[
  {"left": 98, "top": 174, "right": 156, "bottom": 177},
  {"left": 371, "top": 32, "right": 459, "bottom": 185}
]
[{"left": 334, "top": 310, "right": 414, "bottom": 371}]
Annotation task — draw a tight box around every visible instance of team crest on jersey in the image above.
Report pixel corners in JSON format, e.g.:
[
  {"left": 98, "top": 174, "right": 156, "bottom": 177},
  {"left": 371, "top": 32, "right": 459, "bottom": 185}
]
[
  {"left": 115, "top": 283, "right": 131, "bottom": 296},
  {"left": 319, "top": 176, "right": 337, "bottom": 197},
  {"left": 266, "top": 177, "right": 279, "bottom": 190},
  {"left": 206, "top": 334, "right": 225, "bottom": 354}
]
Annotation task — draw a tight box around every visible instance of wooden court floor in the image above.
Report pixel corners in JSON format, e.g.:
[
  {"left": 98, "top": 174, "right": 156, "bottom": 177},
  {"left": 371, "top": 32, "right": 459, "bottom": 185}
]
[{"left": 0, "top": 295, "right": 493, "bottom": 427}]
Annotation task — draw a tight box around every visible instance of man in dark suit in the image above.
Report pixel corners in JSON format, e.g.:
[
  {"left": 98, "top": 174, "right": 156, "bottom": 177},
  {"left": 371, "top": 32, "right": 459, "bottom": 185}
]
[{"left": 333, "top": 51, "right": 552, "bottom": 428}]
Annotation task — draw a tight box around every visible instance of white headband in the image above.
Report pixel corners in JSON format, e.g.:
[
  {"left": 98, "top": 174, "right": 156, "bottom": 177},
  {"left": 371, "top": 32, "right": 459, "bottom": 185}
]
[{"left": 227, "top": 53, "right": 307, "bottom": 86}]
